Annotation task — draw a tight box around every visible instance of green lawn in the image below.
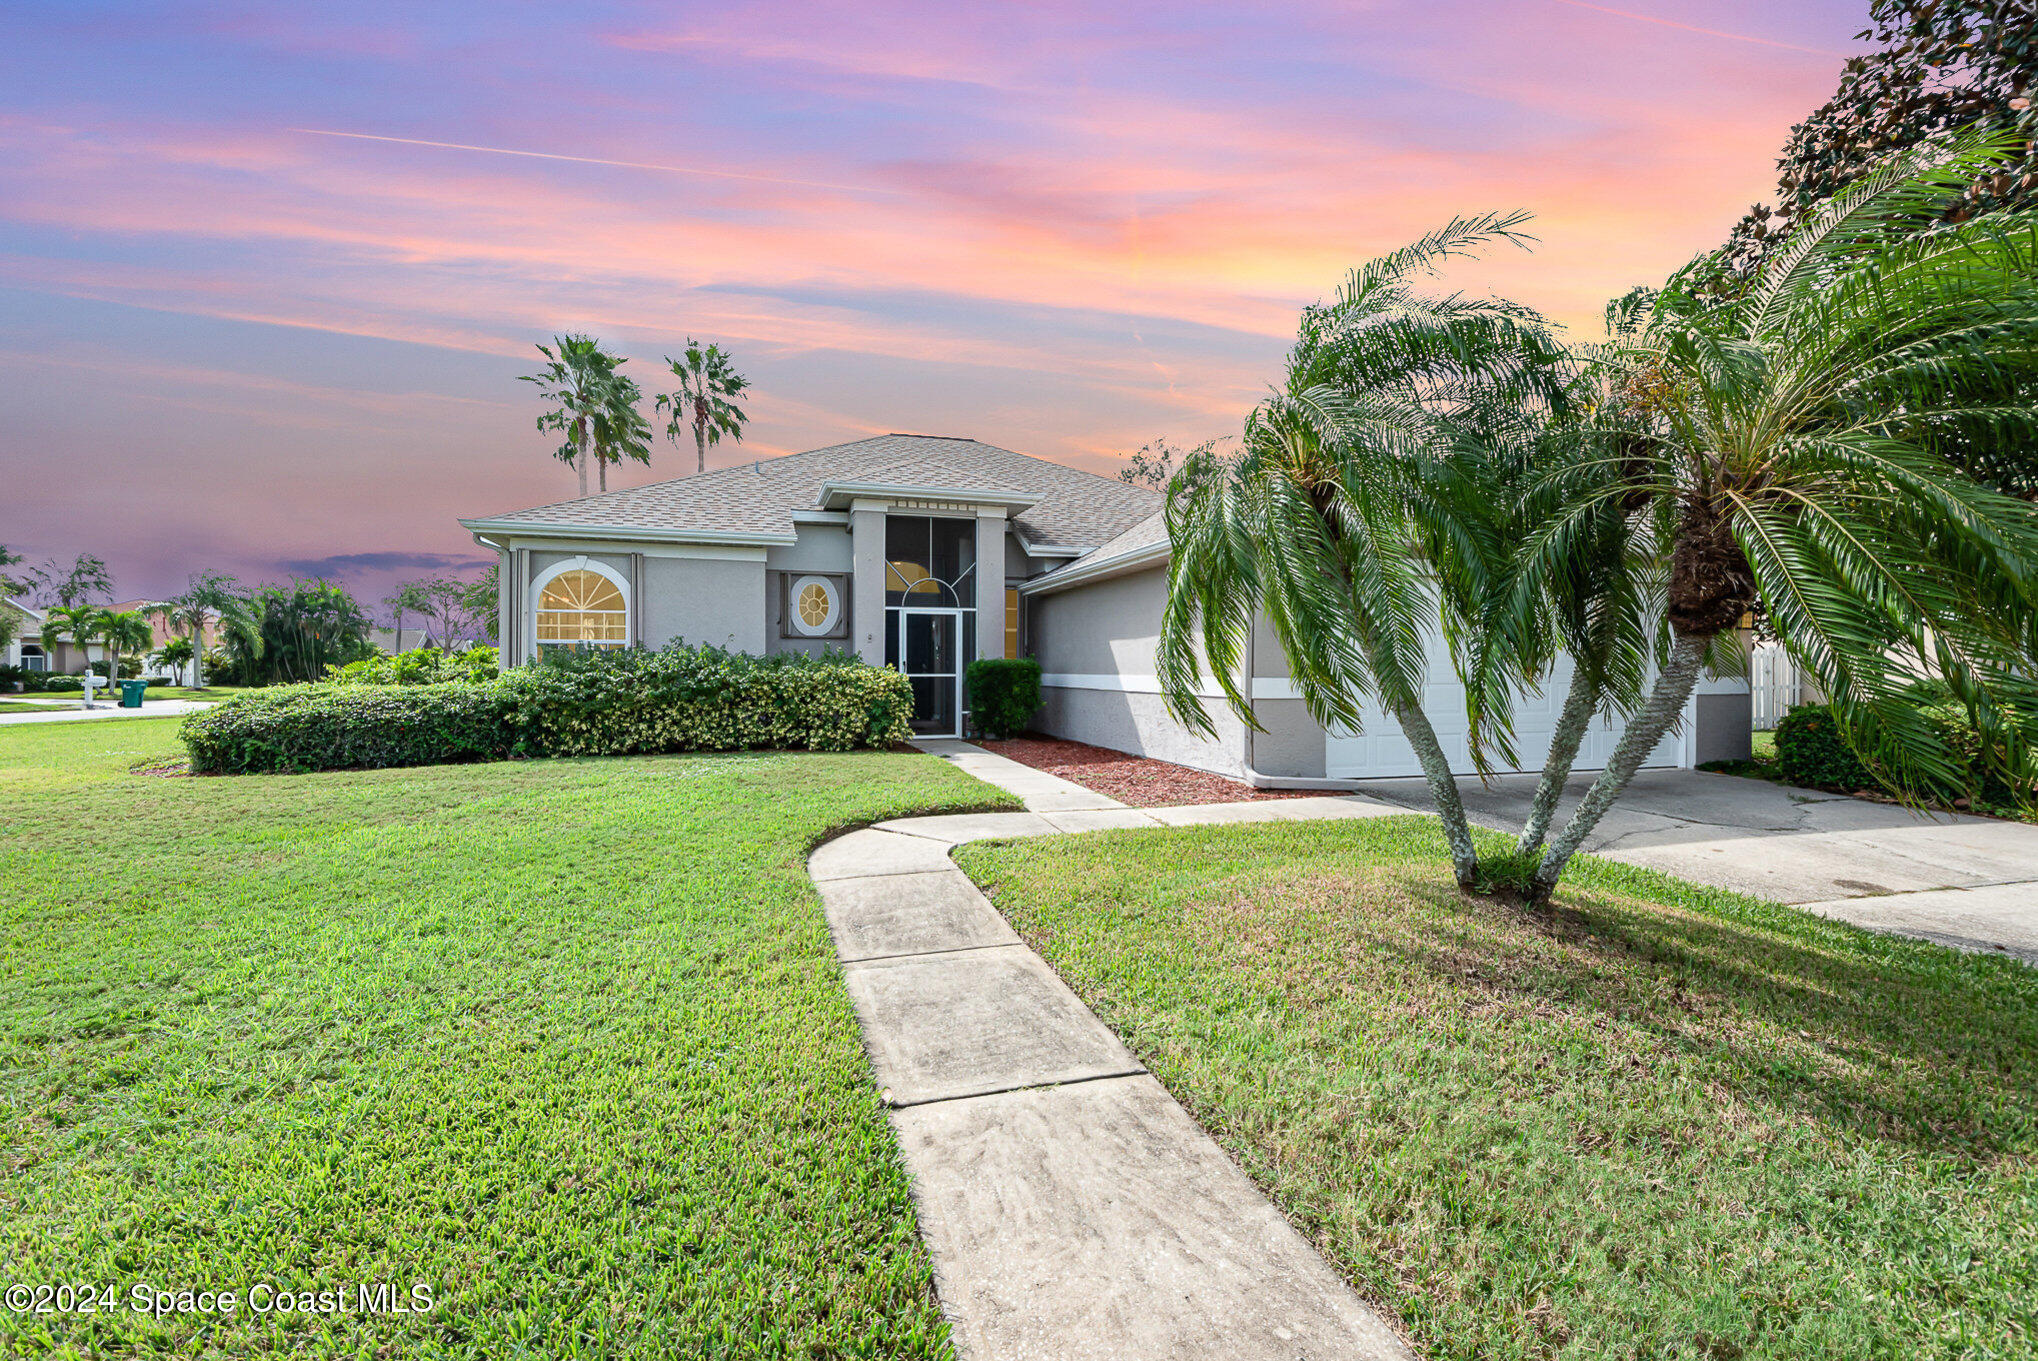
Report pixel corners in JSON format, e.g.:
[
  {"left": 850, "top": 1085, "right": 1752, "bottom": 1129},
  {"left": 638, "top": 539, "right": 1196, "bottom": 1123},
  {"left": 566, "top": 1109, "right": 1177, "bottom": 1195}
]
[
  {"left": 0, "top": 699, "right": 71, "bottom": 714},
  {"left": 1, "top": 720, "right": 1015, "bottom": 1358},
  {"left": 958, "top": 818, "right": 2038, "bottom": 1361}
]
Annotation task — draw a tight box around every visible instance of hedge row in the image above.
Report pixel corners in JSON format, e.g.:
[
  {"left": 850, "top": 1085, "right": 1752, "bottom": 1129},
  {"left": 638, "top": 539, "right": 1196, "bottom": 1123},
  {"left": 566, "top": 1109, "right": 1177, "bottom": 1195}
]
[
  {"left": 181, "top": 644, "right": 916, "bottom": 774},
  {"left": 327, "top": 644, "right": 499, "bottom": 686}
]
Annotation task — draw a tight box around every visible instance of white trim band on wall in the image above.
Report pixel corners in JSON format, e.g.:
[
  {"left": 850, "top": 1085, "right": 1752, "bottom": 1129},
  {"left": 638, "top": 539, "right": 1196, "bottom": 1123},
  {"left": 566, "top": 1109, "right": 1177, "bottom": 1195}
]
[{"left": 1039, "top": 672, "right": 1296, "bottom": 700}]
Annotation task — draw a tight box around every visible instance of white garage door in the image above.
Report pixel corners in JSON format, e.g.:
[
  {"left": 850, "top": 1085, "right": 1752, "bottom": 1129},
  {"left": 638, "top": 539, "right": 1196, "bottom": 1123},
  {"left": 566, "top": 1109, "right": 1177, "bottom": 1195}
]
[{"left": 1322, "top": 627, "right": 1682, "bottom": 779}]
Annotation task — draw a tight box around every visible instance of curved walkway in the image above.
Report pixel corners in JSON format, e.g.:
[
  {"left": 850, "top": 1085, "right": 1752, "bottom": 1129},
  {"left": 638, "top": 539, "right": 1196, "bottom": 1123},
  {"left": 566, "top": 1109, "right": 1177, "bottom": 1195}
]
[{"left": 808, "top": 742, "right": 1416, "bottom": 1360}]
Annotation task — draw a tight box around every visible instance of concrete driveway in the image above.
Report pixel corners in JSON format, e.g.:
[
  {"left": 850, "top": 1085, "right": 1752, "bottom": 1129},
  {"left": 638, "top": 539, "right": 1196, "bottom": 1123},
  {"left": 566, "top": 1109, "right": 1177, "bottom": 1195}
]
[{"left": 1361, "top": 769, "right": 2038, "bottom": 964}]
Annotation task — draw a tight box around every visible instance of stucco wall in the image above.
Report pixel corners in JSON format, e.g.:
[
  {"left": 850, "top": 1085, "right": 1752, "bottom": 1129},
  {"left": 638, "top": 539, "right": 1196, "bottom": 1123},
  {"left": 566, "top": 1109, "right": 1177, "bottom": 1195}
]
[
  {"left": 765, "top": 524, "right": 853, "bottom": 574},
  {"left": 518, "top": 549, "right": 764, "bottom": 655},
  {"left": 1030, "top": 570, "right": 1169, "bottom": 677},
  {"left": 765, "top": 524, "right": 855, "bottom": 658},
  {"left": 1035, "top": 685, "right": 1249, "bottom": 777},
  {"left": 1028, "top": 566, "right": 1253, "bottom": 777},
  {"left": 1693, "top": 692, "right": 1754, "bottom": 765},
  {"left": 1245, "top": 699, "right": 1326, "bottom": 778},
  {"left": 640, "top": 556, "right": 765, "bottom": 653}
]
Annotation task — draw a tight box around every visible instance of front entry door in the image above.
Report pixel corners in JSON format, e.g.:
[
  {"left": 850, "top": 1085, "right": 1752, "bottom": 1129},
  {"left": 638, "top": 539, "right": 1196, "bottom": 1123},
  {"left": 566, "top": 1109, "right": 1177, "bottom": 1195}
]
[{"left": 893, "top": 609, "right": 962, "bottom": 737}]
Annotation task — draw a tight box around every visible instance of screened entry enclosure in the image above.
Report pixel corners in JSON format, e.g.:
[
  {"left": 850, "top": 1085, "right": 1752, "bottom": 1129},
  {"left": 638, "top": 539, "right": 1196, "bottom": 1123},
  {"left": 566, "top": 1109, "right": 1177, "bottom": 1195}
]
[{"left": 884, "top": 516, "right": 976, "bottom": 736}]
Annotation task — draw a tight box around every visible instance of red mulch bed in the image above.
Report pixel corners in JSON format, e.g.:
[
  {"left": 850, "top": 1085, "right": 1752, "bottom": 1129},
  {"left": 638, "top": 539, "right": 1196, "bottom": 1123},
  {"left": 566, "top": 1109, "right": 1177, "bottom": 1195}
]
[{"left": 976, "top": 735, "right": 1317, "bottom": 808}]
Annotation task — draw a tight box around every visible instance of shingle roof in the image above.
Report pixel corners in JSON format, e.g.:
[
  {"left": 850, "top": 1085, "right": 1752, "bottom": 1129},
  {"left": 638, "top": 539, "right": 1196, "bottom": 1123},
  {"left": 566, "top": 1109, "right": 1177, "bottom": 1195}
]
[
  {"left": 464, "top": 434, "right": 1161, "bottom": 551},
  {"left": 1076, "top": 509, "right": 1169, "bottom": 563},
  {"left": 1022, "top": 509, "right": 1173, "bottom": 595}
]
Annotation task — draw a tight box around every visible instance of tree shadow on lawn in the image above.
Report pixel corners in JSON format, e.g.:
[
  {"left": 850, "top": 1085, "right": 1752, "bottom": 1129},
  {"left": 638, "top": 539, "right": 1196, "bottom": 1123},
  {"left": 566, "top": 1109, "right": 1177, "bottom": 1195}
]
[{"left": 1358, "top": 859, "right": 2037, "bottom": 1159}]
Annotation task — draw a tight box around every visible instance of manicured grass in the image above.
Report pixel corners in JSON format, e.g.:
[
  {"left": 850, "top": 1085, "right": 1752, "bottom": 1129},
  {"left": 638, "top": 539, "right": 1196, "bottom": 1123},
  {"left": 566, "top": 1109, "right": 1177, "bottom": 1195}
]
[
  {"left": 1, "top": 720, "right": 1015, "bottom": 1358},
  {"left": 958, "top": 818, "right": 2038, "bottom": 1361},
  {"left": 0, "top": 699, "right": 71, "bottom": 714}
]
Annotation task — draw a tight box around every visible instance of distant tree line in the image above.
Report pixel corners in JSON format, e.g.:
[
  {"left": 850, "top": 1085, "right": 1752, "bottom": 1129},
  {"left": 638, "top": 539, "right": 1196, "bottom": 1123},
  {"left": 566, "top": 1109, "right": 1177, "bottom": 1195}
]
[{"left": 1, "top": 545, "right": 496, "bottom": 688}]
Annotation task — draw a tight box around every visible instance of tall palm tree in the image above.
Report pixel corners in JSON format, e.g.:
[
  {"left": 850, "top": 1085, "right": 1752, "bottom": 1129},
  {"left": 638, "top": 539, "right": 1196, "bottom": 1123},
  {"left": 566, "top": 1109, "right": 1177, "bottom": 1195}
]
[
  {"left": 657, "top": 339, "right": 749, "bottom": 475},
  {"left": 102, "top": 610, "right": 155, "bottom": 684},
  {"left": 1157, "top": 214, "right": 1566, "bottom": 888},
  {"left": 1521, "top": 130, "right": 2038, "bottom": 902},
  {"left": 523, "top": 335, "right": 645, "bottom": 496},
  {"left": 589, "top": 370, "right": 653, "bottom": 493}
]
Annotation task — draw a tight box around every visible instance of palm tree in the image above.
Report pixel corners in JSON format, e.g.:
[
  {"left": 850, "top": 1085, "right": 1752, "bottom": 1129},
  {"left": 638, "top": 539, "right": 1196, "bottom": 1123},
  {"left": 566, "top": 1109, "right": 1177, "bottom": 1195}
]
[
  {"left": 589, "top": 370, "right": 653, "bottom": 492},
  {"left": 1520, "top": 131, "right": 2038, "bottom": 902},
  {"left": 1157, "top": 214, "right": 1565, "bottom": 888},
  {"left": 657, "top": 339, "right": 749, "bottom": 475},
  {"left": 152, "top": 635, "right": 196, "bottom": 684},
  {"left": 522, "top": 335, "right": 645, "bottom": 496},
  {"left": 43, "top": 605, "right": 109, "bottom": 680},
  {"left": 165, "top": 572, "right": 250, "bottom": 689},
  {"left": 102, "top": 610, "right": 155, "bottom": 684}
]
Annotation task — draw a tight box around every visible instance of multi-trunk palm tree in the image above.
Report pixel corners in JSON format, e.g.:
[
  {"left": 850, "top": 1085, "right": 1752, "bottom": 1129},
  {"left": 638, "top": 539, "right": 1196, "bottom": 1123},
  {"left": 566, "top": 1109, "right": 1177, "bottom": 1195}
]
[
  {"left": 151, "top": 635, "right": 196, "bottom": 684},
  {"left": 1157, "top": 213, "right": 1569, "bottom": 888},
  {"left": 1161, "top": 131, "right": 2038, "bottom": 906},
  {"left": 657, "top": 339, "right": 749, "bottom": 475},
  {"left": 162, "top": 572, "right": 251, "bottom": 689},
  {"left": 523, "top": 335, "right": 651, "bottom": 495},
  {"left": 1512, "top": 130, "right": 2038, "bottom": 901}
]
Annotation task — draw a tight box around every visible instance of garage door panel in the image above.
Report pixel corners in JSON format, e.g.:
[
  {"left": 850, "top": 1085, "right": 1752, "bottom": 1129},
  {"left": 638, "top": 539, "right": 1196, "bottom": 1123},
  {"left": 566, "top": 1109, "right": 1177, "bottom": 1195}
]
[{"left": 1323, "top": 635, "right": 1686, "bottom": 780}]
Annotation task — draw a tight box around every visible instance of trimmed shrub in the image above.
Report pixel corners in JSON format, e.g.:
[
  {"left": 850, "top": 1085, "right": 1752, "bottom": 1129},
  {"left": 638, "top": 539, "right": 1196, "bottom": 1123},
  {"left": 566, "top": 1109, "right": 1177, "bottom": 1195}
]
[
  {"left": 181, "top": 684, "right": 513, "bottom": 775},
  {"left": 497, "top": 645, "right": 913, "bottom": 758},
  {"left": 1774, "top": 703, "right": 1874, "bottom": 791},
  {"left": 965, "top": 658, "right": 1042, "bottom": 739},
  {"left": 328, "top": 645, "right": 499, "bottom": 687},
  {"left": 180, "top": 643, "right": 915, "bottom": 775},
  {"left": 1774, "top": 696, "right": 2036, "bottom": 812}
]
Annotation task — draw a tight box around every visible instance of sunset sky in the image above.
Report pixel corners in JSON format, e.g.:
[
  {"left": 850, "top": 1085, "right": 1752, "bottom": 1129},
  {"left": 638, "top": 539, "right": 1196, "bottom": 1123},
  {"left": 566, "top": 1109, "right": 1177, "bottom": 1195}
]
[{"left": 3, "top": 1, "right": 1870, "bottom": 610}]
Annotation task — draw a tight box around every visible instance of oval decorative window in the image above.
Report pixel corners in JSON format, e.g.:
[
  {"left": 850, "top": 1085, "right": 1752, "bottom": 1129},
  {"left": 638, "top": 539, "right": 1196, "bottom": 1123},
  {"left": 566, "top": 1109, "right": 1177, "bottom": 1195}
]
[{"left": 789, "top": 575, "right": 841, "bottom": 636}]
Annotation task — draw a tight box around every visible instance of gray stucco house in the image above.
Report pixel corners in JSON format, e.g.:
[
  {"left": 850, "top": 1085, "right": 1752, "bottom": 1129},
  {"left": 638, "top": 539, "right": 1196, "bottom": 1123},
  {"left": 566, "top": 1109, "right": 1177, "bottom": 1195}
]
[{"left": 460, "top": 433, "right": 1750, "bottom": 784}]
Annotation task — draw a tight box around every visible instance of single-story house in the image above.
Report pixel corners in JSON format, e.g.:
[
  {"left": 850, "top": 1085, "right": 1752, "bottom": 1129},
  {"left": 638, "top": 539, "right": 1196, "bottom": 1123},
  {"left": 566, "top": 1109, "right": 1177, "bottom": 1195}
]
[{"left": 460, "top": 434, "right": 1751, "bottom": 784}]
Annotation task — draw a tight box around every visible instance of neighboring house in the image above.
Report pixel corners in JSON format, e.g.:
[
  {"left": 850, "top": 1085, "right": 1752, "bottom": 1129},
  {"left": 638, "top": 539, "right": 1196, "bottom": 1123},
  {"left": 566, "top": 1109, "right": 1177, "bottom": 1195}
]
[
  {"left": 370, "top": 626, "right": 437, "bottom": 654},
  {"left": 2, "top": 598, "right": 47, "bottom": 674},
  {"left": 107, "top": 599, "right": 182, "bottom": 679},
  {"left": 11, "top": 599, "right": 100, "bottom": 675},
  {"left": 460, "top": 433, "right": 1751, "bottom": 782}
]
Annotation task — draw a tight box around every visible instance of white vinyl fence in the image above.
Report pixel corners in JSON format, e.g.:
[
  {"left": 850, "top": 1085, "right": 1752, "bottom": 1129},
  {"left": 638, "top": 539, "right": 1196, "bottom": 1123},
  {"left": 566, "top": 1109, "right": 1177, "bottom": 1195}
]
[{"left": 1751, "top": 643, "right": 1818, "bottom": 730}]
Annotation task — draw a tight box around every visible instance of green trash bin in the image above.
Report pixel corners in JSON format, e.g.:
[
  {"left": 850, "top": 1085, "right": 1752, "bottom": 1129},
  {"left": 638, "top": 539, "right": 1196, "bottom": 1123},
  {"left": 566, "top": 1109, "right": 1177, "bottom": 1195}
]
[{"left": 119, "top": 679, "right": 148, "bottom": 708}]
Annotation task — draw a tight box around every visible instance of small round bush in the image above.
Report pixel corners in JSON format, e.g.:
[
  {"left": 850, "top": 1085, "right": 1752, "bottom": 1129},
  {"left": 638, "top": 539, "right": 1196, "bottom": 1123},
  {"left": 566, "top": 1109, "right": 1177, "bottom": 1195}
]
[
  {"left": 965, "top": 658, "right": 1042, "bottom": 739},
  {"left": 1773, "top": 704, "right": 1874, "bottom": 791}
]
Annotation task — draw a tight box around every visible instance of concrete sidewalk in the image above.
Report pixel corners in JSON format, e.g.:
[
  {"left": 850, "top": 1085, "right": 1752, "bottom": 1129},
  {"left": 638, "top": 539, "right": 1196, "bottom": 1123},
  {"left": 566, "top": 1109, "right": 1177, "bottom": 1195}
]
[
  {"left": 0, "top": 698, "right": 215, "bottom": 726},
  {"left": 823, "top": 742, "right": 1413, "bottom": 1359}
]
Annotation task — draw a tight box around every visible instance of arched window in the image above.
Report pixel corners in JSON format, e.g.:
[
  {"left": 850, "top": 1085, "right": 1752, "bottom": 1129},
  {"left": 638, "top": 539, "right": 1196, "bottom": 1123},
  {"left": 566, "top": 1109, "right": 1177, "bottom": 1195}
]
[{"left": 533, "top": 561, "right": 629, "bottom": 648}]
